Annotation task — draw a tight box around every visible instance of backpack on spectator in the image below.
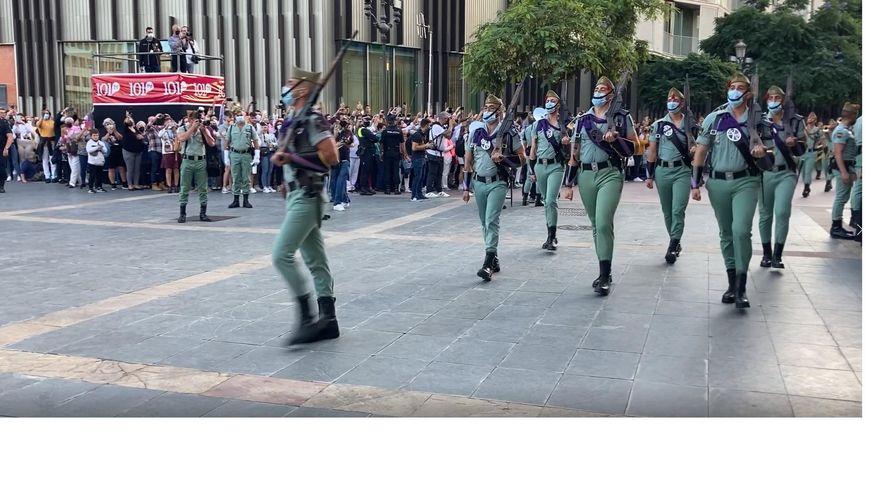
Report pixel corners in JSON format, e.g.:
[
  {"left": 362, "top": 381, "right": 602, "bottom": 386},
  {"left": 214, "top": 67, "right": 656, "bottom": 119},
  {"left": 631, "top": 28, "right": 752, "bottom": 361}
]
[{"left": 454, "top": 131, "right": 466, "bottom": 158}]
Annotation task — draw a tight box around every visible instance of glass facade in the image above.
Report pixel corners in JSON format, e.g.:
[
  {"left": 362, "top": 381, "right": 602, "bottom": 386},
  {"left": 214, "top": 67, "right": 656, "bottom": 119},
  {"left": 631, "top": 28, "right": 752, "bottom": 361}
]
[
  {"left": 367, "top": 44, "right": 390, "bottom": 110},
  {"left": 341, "top": 43, "right": 367, "bottom": 108},
  {"left": 63, "top": 41, "right": 136, "bottom": 115},
  {"left": 447, "top": 54, "right": 463, "bottom": 112},
  {"left": 393, "top": 48, "right": 416, "bottom": 110},
  {"left": 342, "top": 42, "right": 419, "bottom": 113}
]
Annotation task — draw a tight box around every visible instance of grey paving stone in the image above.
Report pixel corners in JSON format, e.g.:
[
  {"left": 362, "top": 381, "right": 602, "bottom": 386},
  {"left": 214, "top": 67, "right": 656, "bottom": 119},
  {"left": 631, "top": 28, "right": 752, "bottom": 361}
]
[
  {"left": 99, "top": 335, "right": 205, "bottom": 365},
  {"left": 9, "top": 325, "right": 108, "bottom": 353},
  {"left": 788, "top": 396, "right": 861, "bottom": 417},
  {"left": 519, "top": 278, "right": 567, "bottom": 294},
  {"left": 394, "top": 296, "right": 452, "bottom": 315},
  {"left": 780, "top": 365, "right": 862, "bottom": 402},
  {"left": 117, "top": 391, "right": 226, "bottom": 417},
  {"left": 773, "top": 342, "right": 851, "bottom": 370},
  {"left": 591, "top": 311, "right": 653, "bottom": 332},
  {"left": 356, "top": 311, "right": 429, "bottom": 332},
  {"left": 159, "top": 341, "right": 257, "bottom": 371},
  {"left": 474, "top": 367, "right": 561, "bottom": 406},
  {"left": 708, "top": 334, "right": 778, "bottom": 364},
  {"left": 406, "top": 362, "right": 493, "bottom": 396},
  {"left": 464, "top": 318, "right": 532, "bottom": 343},
  {"left": 766, "top": 322, "right": 837, "bottom": 346},
  {"left": 839, "top": 346, "right": 861, "bottom": 372},
  {"left": 336, "top": 355, "right": 428, "bottom": 389},
  {"left": 0, "top": 373, "right": 41, "bottom": 396},
  {"left": 636, "top": 354, "right": 707, "bottom": 387},
  {"left": 708, "top": 358, "right": 787, "bottom": 394},
  {"left": 162, "top": 317, "right": 251, "bottom": 340},
  {"left": 52, "top": 385, "right": 165, "bottom": 417},
  {"left": 648, "top": 315, "right": 709, "bottom": 337},
  {"left": 654, "top": 301, "right": 710, "bottom": 319},
  {"left": 815, "top": 308, "right": 862, "bottom": 329},
  {"left": 519, "top": 323, "right": 587, "bottom": 349},
  {"left": 504, "top": 291, "right": 561, "bottom": 308},
  {"left": 626, "top": 381, "right": 707, "bottom": 417},
  {"left": 435, "top": 338, "right": 514, "bottom": 367},
  {"left": 499, "top": 344, "right": 576, "bottom": 373},
  {"left": 546, "top": 374, "right": 632, "bottom": 415},
  {"left": 828, "top": 326, "right": 861, "bottom": 348},
  {"left": 761, "top": 305, "right": 822, "bottom": 324},
  {"left": 409, "top": 315, "right": 476, "bottom": 338},
  {"left": 307, "top": 329, "right": 401, "bottom": 356},
  {"left": 53, "top": 329, "right": 157, "bottom": 359},
  {"left": 272, "top": 351, "right": 367, "bottom": 383},
  {"left": 215, "top": 346, "right": 310, "bottom": 376},
  {"left": 0, "top": 378, "right": 100, "bottom": 417},
  {"left": 580, "top": 328, "right": 648, "bottom": 354},
  {"left": 377, "top": 333, "right": 456, "bottom": 361},
  {"left": 204, "top": 400, "right": 297, "bottom": 417},
  {"left": 708, "top": 388, "right": 793, "bottom": 417},
  {"left": 643, "top": 332, "right": 708, "bottom": 358},
  {"left": 286, "top": 407, "right": 371, "bottom": 417},
  {"left": 213, "top": 318, "right": 290, "bottom": 346},
  {"left": 566, "top": 349, "right": 641, "bottom": 380}
]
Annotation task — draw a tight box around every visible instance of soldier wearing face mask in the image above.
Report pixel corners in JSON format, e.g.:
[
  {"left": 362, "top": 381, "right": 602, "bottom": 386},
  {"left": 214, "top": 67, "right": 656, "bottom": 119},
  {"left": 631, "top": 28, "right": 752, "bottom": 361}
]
[
  {"left": 829, "top": 102, "right": 861, "bottom": 242},
  {"left": 529, "top": 90, "right": 570, "bottom": 251},
  {"left": 138, "top": 27, "right": 162, "bottom": 73}
]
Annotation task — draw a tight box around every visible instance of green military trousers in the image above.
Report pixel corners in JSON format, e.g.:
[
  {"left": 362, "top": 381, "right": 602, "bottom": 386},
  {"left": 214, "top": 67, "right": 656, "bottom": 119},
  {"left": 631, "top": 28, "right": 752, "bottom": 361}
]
[
  {"left": 852, "top": 157, "right": 862, "bottom": 211},
  {"left": 522, "top": 169, "right": 535, "bottom": 198},
  {"left": 536, "top": 163, "right": 563, "bottom": 227},
  {"left": 800, "top": 151, "right": 817, "bottom": 185},
  {"left": 706, "top": 175, "right": 760, "bottom": 275},
  {"left": 758, "top": 170, "right": 797, "bottom": 245},
  {"left": 577, "top": 166, "right": 623, "bottom": 262},
  {"left": 653, "top": 165, "right": 691, "bottom": 241},
  {"left": 831, "top": 167, "right": 855, "bottom": 221},
  {"left": 230, "top": 150, "right": 251, "bottom": 195},
  {"left": 272, "top": 180, "right": 334, "bottom": 299},
  {"left": 179, "top": 158, "right": 208, "bottom": 205},
  {"left": 474, "top": 178, "right": 508, "bottom": 253}
]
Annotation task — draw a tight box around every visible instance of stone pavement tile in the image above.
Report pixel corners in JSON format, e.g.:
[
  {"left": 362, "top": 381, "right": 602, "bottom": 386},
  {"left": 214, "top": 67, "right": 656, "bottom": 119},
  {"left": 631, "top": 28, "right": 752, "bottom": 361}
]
[
  {"left": 99, "top": 336, "right": 205, "bottom": 365},
  {"left": 408, "top": 315, "right": 476, "bottom": 338},
  {"left": 566, "top": 349, "right": 640, "bottom": 380},
  {"left": 580, "top": 328, "right": 648, "bottom": 354},
  {"left": 215, "top": 301, "right": 282, "bottom": 322},
  {"left": 117, "top": 391, "right": 227, "bottom": 417},
  {"left": 0, "top": 373, "right": 41, "bottom": 396},
  {"left": 394, "top": 296, "right": 452, "bottom": 315},
  {"left": 839, "top": 346, "right": 861, "bottom": 372},
  {"left": 356, "top": 312, "right": 429, "bottom": 333},
  {"left": 658, "top": 286, "right": 710, "bottom": 304},
  {"left": 591, "top": 311, "right": 652, "bottom": 332},
  {"left": 766, "top": 322, "right": 837, "bottom": 347},
  {"left": 434, "top": 301, "right": 502, "bottom": 320},
  {"left": 300, "top": 383, "right": 431, "bottom": 416},
  {"left": 124, "top": 314, "right": 204, "bottom": 336},
  {"left": 0, "top": 378, "right": 100, "bottom": 417},
  {"left": 204, "top": 374, "right": 326, "bottom": 406},
  {"left": 626, "top": 381, "right": 707, "bottom": 417},
  {"left": 815, "top": 307, "right": 861, "bottom": 329},
  {"left": 636, "top": 354, "right": 707, "bottom": 387},
  {"left": 499, "top": 343, "right": 576, "bottom": 373},
  {"left": 761, "top": 305, "right": 822, "bottom": 324},
  {"left": 828, "top": 326, "right": 861, "bottom": 348},
  {"left": 51, "top": 384, "right": 164, "bottom": 417},
  {"left": 159, "top": 341, "right": 257, "bottom": 371},
  {"left": 204, "top": 400, "right": 296, "bottom": 417},
  {"left": 435, "top": 338, "right": 514, "bottom": 367},
  {"left": 286, "top": 407, "right": 371, "bottom": 417},
  {"left": 474, "top": 367, "right": 561, "bottom": 406},
  {"left": 519, "top": 278, "right": 567, "bottom": 294},
  {"left": 708, "top": 318, "right": 769, "bottom": 338},
  {"left": 162, "top": 317, "right": 251, "bottom": 340},
  {"left": 306, "top": 329, "right": 401, "bottom": 356},
  {"left": 486, "top": 302, "right": 548, "bottom": 322},
  {"left": 336, "top": 355, "right": 428, "bottom": 389},
  {"left": 780, "top": 365, "right": 862, "bottom": 402},
  {"left": 601, "top": 297, "right": 657, "bottom": 315},
  {"left": 648, "top": 315, "right": 709, "bottom": 337},
  {"left": 708, "top": 388, "right": 793, "bottom": 417},
  {"left": 504, "top": 291, "right": 561, "bottom": 308},
  {"left": 709, "top": 336, "right": 778, "bottom": 366},
  {"left": 788, "top": 396, "right": 861, "bottom": 417},
  {"left": 214, "top": 346, "right": 310, "bottom": 376},
  {"left": 332, "top": 308, "right": 381, "bottom": 330},
  {"left": 537, "top": 308, "right": 597, "bottom": 327},
  {"left": 213, "top": 319, "right": 290, "bottom": 346},
  {"left": 0, "top": 322, "right": 67, "bottom": 347},
  {"left": 754, "top": 291, "right": 815, "bottom": 309},
  {"left": 464, "top": 319, "right": 532, "bottom": 344},
  {"left": 773, "top": 342, "right": 851, "bottom": 370},
  {"left": 709, "top": 303, "right": 766, "bottom": 321},
  {"left": 53, "top": 329, "right": 157, "bottom": 359},
  {"left": 405, "top": 362, "right": 493, "bottom": 396},
  {"left": 378, "top": 334, "right": 456, "bottom": 361},
  {"left": 654, "top": 301, "right": 710, "bottom": 319},
  {"left": 538, "top": 406, "right": 613, "bottom": 417},
  {"left": 8, "top": 325, "right": 107, "bottom": 353},
  {"left": 643, "top": 332, "right": 708, "bottom": 358},
  {"left": 519, "top": 323, "right": 587, "bottom": 349},
  {"left": 412, "top": 395, "right": 543, "bottom": 417},
  {"left": 546, "top": 374, "right": 632, "bottom": 415},
  {"left": 708, "top": 358, "right": 787, "bottom": 394},
  {"left": 272, "top": 351, "right": 366, "bottom": 383}
]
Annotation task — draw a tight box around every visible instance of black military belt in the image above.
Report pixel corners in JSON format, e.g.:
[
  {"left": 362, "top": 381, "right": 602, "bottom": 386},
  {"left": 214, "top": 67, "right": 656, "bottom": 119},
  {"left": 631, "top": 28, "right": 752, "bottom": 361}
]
[
  {"left": 476, "top": 174, "right": 501, "bottom": 184},
  {"left": 580, "top": 161, "right": 611, "bottom": 172},
  {"left": 231, "top": 148, "right": 250, "bottom": 154},
  {"left": 183, "top": 154, "right": 205, "bottom": 161},
  {"left": 659, "top": 160, "right": 685, "bottom": 168},
  {"left": 537, "top": 158, "right": 558, "bottom": 166},
  {"left": 710, "top": 169, "right": 757, "bottom": 181},
  {"left": 857, "top": 145, "right": 862, "bottom": 154}
]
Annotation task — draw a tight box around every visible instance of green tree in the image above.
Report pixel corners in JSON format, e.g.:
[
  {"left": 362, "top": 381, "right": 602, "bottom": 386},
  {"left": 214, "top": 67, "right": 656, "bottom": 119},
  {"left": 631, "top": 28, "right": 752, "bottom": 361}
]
[{"left": 637, "top": 53, "right": 737, "bottom": 117}]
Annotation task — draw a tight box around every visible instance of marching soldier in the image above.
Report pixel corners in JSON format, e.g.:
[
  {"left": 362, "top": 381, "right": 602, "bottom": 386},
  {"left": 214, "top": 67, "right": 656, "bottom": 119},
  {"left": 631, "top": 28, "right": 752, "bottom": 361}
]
[
  {"left": 851, "top": 113, "right": 862, "bottom": 242},
  {"left": 176, "top": 110, "right": 215, "bottom": 223},
  {"left": 821, "top": 119, "right": 837, "bottom": 192},
  {"left": 799, "top": 112, "right": 823, "bottom": 198},
  {"left": 529, "top": 90, "right": 569, "bottom": 251},
  {"left": 563, "top": 76, "right": 636, "bottom": 296},
  {"left": 644, "top": 87, "right": 693, "bottom": 265},
  {"left": 829, "top": 102, "right": 860, "bottom": 240},
  {"left": 690, "top": 72, "right": 765, "bottom": 309},
  {"left": 272, "top": 67, "right": 341, "bottom": 345},
  {"left": 521, "top": 113, "right": 542, "bottom": 207},
  {"left": 225, "top": 111, "right": 260, "bottom": 208},
  {"left": 463, "top": 94, "right": 526, "bottom": 281},
  {"left": 758, "top": 85, "right": 805, "bottom": 269}
]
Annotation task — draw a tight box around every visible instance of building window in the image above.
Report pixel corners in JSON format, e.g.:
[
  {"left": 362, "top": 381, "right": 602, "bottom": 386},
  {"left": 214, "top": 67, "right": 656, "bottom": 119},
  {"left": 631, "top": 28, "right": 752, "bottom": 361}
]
[
  {"left": 62, "top": 41, "right": 136, "bottom": 115},
  {"left": 393, "top": 48, "right": 416, "bottom": 111},
  {"left": 341, "top": 43, "right": 367, "bottom": 109},
  {"left": 367, "top": 44, "right": 391, "bottom": 110},
  {"left": 447, "top": 54, "right": 463, "bottom": 110},
  {"left": 664, "top": 4, "right": 699, "bottom": 57},
  {"left": 0, "top": 84, "right": 7, "bottom": 107}
]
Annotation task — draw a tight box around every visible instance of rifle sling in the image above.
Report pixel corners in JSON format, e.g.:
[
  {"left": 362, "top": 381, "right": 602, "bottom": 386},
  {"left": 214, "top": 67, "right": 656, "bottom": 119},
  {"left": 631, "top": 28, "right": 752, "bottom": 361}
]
[
  {"left": 769, "top": 125, "right": 798, "bottom": 172},
  {"left": 662, "top": 121, "right": 692, "bottom": 167}
]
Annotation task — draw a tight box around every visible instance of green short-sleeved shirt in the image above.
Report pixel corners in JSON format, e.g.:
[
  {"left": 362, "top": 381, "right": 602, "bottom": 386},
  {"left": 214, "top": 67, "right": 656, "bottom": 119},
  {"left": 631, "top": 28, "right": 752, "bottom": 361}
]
[
  {"left": 696, "top": 105, "right": 750, "bottom": 173},
  {"left": 804, "top": 125, "right": 822, "bottom": 151},
  {"left": 762, "top": 116, "right": 806, "bottom": 167},
  {"left": 831, "top": 122, "right": 857, "bottom": 162},
  {"left": 853, "top": 116, "right": 862, "bottom": 148},
  {"left": 467, "top": 122, "right": 523, "bottom": 178},
  {"left": 534, "top": 118, "right": 563, "bottom": 160},
  {"left": 177, "top": 124, "right": 206, "bottom": 156},
  {"left": 282, "top": 114, "right": 334, "bottom": 184},
  {"left": 226, "top": 123, "right": 256, "bottom": 151},
  {"left": 575, "top": 109, "right": 634, "bottom": 164},
  {"left": 649, "top": 114, "right": 687, "bottom": 163}
]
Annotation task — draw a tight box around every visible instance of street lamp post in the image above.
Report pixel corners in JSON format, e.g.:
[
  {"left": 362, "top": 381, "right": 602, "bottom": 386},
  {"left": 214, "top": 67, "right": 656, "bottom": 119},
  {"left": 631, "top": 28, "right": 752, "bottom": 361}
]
[
  {"left": 417, "top": 12, "right": 433, "bottom": 115},
  {"left": 364, "top": 0, "right": 403, "bottom": 110},
  {"left": 729, "top": 39, "right": 754, "bottom": 75}
]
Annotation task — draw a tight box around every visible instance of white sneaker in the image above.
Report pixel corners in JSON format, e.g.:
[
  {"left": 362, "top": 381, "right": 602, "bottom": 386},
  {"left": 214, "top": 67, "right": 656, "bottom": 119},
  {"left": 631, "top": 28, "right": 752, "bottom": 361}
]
[
  {"left": 410, "top": 198, "right": 423, "bottom": 202},
  {"left": 439, "top": 191, "right": 450, "bottom": 198},
  {"left": 249, "top": 187, "right": 257, "bottom": 194},
  {"left": 16, "top": 176, "right": 22, "bottom": 182},
  {"left": 634, "top": 177, "right": 644, "bottom": 182},
  {"left": 425, "top": 192, "right": 437, "bottom": 198},
  {"left": 333, "top": 204, "right": 346, "bottom": 211},
  {"left": 222, "top": 187, "right": 230, "bottom": 194},
  {"left": 343, "top": 202, "right": 351, "bottom": 207},
  {"left": 5, "top": 176, "right": 10, "bottom": 181},
  {"left": 269, "top": 187, "right": 276, "bottom": 193}
]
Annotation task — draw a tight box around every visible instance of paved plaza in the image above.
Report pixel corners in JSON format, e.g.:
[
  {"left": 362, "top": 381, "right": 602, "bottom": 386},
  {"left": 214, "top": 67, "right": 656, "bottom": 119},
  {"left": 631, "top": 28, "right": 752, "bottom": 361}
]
[{"left": 0, "top": 180, "right": 862, "bottom": 417}]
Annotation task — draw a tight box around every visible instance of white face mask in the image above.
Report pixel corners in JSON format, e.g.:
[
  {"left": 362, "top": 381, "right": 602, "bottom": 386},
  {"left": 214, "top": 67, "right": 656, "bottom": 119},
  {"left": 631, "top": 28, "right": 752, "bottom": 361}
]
[{"left": 146, "top": 33, "right": 154, "bottom": 39}]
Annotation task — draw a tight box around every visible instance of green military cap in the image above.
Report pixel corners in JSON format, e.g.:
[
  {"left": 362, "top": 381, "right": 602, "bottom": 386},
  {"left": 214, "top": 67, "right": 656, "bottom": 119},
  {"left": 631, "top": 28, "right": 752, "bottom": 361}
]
[
  {"left": 765, "top": 85, "right": 785, "bottom": 98},
  {"left": 545, "top": 89, "right": 560, "bottom": 100},
  {"left": 596, "top": 76, "right": 614, "bottom": 91},
  {"left": 841, "top": 102, "right": 860, "bottom": 115},
  {"left": 485, "top": 94, "right": 504, "bottom": 106},
  {"left": 291, "top": 66, "right": 321, "bottom": 84},
  {"left": 668, "top": 87, "right": 684, "bottom": 99},
  {"left": 728, "top": 72, "right": 750, "bottom": 86}
]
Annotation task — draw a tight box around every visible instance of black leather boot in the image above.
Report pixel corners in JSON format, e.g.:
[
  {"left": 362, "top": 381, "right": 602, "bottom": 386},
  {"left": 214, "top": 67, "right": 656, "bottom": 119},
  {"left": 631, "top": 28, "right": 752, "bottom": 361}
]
[
  {"left": 852, "top": 210, "right": 862, "bottom": 243},
  {"left": 521, "top": 193, "right": 528, "bottom": 206},
  {"left": 802, "top": 184, "right": 811, "bottom": 198},
  {"left": 849, "top": 209, "right": 859, "bottom": 229},
  {"left": 477, "top": 252, "right": 494, "bottom": 281},
  {"left": 735, "top": 272, "right": 750, "bottom": 309},
  {"left": 534, "top": 194, "right": 544, "bottom": 207},
  {"left": 492, "top": 255, "right": 501, "bottom": 274},
  {"left": 288, "top": 294, "right": 332, "bottom": 345},
  {"left": 242, "top": 194, "right": 253, "bottom": 208},
  {"left": 759, "top": 242, "right": 773, "bottom": 267},
  {"left": 542, "top": 226, "right": 558, "bottom": 251},
  {"left": 771, "top": 243, "right": 785, "bottom": 269},
  {"left": 228, "top": 195, "right": 240, "bottom": 208},
  {"left": 722, "top": 268, "right": 736, "bottom": 304},
  {"left": 664, "top": 239, "right": 681, "bottom": 264},
  {"left": 830, "top": 219, "right": 854, "bottom": 240},
  {"left": 824, "top": 180, "right": 832, "bottom": 192},
  {"left": 317, "top": 296, "right": 341, "bottom": 341},
  {"left": 594, "top": 260, "right": 612, "bottom": 296},
  {"left": 177, "top": 204, "right": 187, "bottom": 223},
  {"left": 199, "top": 203, "right": 212, "bottom": 222}
]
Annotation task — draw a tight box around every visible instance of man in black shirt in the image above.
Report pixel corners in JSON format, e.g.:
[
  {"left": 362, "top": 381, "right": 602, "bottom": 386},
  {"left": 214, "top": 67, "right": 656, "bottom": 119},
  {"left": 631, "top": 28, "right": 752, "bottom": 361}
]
[
  {"left": 355, "top": 117, "right": 378, "bottom": 195},
  {"left": 0, "top": 107, "right": 13, "bottom": 193},
  {"left": 408, "top": 118, "right": 433, "bottom": 201},
  {"left": 138, "top": 27, "right": 163, "bottom": 73},
  {"left": 380, "top": 114, "right": 407, "bottom": 194},
  {"left": 331, "top": 120, "right": 354, "bottom": 210}
]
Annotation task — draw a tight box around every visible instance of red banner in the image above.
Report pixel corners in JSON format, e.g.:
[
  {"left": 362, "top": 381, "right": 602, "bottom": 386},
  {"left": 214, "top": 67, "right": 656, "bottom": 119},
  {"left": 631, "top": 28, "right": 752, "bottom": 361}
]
[{"left": 92, "top": 73, "right": 226, "bottom": 106}]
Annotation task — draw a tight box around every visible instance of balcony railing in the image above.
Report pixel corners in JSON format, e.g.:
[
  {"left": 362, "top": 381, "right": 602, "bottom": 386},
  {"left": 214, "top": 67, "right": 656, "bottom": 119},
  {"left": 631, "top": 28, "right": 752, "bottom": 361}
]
[{"left": 663, "top": 32, "right": 699, "bottom": 57}]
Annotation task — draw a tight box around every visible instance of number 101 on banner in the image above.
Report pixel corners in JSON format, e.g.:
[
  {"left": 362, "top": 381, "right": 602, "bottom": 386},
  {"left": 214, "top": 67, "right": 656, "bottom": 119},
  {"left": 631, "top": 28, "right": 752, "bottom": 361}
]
[{"left": 163, "top": 81, "right": 184, "bottom": 95}]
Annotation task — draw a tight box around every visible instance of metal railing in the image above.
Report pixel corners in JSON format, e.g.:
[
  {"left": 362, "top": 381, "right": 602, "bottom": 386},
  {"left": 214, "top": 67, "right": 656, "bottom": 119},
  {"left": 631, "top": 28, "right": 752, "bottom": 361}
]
[{"left": 92, "top": 51, "right": 225, "bottom": 75}]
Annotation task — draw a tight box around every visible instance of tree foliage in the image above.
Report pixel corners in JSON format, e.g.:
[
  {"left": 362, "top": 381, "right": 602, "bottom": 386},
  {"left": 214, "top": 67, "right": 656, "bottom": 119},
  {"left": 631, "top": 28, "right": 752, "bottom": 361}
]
[
  {"left": 462, "top": 0, "right": 665, "bottom": 94},
  {"left": 637, "top": 53, "right": 738, "bottom": 117}
]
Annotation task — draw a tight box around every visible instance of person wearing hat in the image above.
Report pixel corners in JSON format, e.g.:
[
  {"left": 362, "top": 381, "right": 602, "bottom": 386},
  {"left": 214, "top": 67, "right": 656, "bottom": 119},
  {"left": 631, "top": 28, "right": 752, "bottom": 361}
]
[
  {"left": 225, "top": 110, "right": 260, "bottom": 208},
  {"left": 563, "top": 76, "right": 636, "bottom": 296},
  {"left": 271, "top": 66, "right": 341, "bottom": 345},
  {"left": 176, "top": 109, "right": 215, "bottom": 223},
  {"left": 799, "top": 112, "right": 824, "bottom": 198},
  {"left": 463, "top": 94, "right": 526, "bottom": 280},
  {"left": 757, "top": 85, "right": 805, "bottom": 269},
  {"left": 520, "top": 113, "right": 543, "bottom": 207},
  {"left": 690, "top": 72, "right": 767, "bottom": 308},
  {"left": 644, "top": 87, "right": 694, "bottom": 265},
  {"left": 829, "top": 102, "right": 860, "bottom": 240},
  {"left": 529, "top": 89, "right": 570, "bottom": 251}
]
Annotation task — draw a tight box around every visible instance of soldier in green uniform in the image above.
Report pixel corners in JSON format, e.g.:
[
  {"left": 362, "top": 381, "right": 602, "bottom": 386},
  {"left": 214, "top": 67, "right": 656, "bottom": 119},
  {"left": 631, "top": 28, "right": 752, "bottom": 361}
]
[
  {"left": 691, "top": 73, "right": 766, "bottom": 309},
  {"left": 463, "top": 94, "right": 526, "bottom": 281},
  {"left": 850, "top": 114, "right": 862, "bottom": 242},
  {"left": 520, "top": 115, "right": 543, "bottom": 207},
  {"left": 757, "top": 85, "right": 805, "bottom": 269},
  {"left": 225, "top": 111, "right": 259, "bottom": 209},
  {"left": 271, "top": 67, "right": 341, "bottom": 345},
  {"left": 176, "top": 110, "right": 215, "bottom": 223},
  {"left": 644, "top": 87, "right": 693, "bottom": 265},
  {"left": 529, "top": 90, "right": 570, "bottom": 251},
  {"left": 829, "top": 102, "right": 860, "bottom": 240},
  {"left": 799, "top": 112, "right": 823, "bottom": 198},
  {"left": 562, "top": 76, "right": 636, "bottom": 296}
]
